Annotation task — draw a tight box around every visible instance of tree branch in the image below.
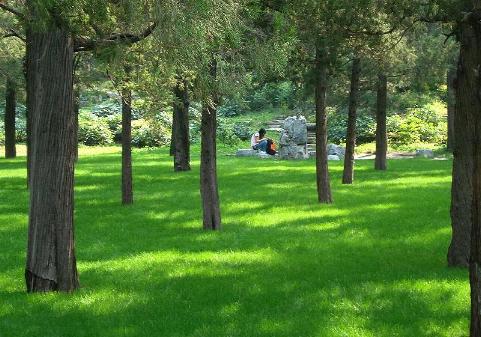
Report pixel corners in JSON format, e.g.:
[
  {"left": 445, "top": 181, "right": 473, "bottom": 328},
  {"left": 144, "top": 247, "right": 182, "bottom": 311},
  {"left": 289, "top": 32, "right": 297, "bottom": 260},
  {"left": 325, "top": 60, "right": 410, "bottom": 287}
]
[
  {"left": 74, "top": 21, "right": 157, "bottom": 52},
  {"left": 3, "top": 28, "right": 26, "bottom": 42},
  {"left": 0, "top": 2, "right": 25, "bottom": 19}
]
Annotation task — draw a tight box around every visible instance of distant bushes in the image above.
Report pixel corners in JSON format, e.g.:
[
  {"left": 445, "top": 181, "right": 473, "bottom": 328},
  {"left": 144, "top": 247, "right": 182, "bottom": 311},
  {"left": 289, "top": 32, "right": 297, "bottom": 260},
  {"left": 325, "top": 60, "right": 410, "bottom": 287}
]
[
  {"left": 327, "top": 98, "right": 447, "bottom": 147},
  {"left": 78, "top": 112, "right": 170, "bottom": 148}
]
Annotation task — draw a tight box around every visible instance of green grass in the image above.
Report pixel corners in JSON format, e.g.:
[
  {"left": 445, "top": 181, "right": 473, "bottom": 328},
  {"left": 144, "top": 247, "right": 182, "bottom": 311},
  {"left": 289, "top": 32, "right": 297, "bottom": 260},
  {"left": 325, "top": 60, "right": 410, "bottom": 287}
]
[{"left": 0, "top": 147, "right": 469, "bottom": 337}]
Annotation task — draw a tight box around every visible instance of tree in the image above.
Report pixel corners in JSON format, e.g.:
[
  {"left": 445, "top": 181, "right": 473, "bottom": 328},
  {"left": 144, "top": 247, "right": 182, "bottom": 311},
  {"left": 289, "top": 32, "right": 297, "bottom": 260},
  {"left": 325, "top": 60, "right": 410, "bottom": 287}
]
[
  {"left": 24, "top": 14, "right": 78, "bottom": 292},
  {"left": 447, "top": 68, "right": 456, "bottom": 152},
  {"left": 173, "top": 78, "right": 191, "bottom": 172},
  {"left": 375, "top": 73, "right": 388, "bottom": 171},
  {"left": 4, "top": 77, "right": 16, "bottom": 158},
  {"left": 121, "top": 66, "right": 133, "bottom": 205},
  {"left": 342, "top": 57, "right": 361, "bottom": 184}
]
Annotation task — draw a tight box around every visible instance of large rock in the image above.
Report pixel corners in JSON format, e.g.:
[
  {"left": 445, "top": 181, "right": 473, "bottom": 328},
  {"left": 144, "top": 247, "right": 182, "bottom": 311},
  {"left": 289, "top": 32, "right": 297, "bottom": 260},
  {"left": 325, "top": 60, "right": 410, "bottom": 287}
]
[
  {"left": 327, "top": 144, "right": 346, "bottom": 160},
  {"left": 279, "top": 116, "right": 309, "bottom": 160},
  {"left": 281, "top": 116, "right": 308, "bottom": 145},
  {"left": 279, "top": 145, "right": 309, "bottom": 160},
  {"left": 328, "top": 155, "right": 341, "bottom": 161},
  {"left": 416, "top": 149, "right": 434, "bottom": 158}
]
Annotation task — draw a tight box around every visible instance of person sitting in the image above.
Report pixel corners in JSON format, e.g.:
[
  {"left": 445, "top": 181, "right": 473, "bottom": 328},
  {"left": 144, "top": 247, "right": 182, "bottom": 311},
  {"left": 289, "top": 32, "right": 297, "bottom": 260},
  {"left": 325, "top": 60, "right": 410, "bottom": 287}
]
[{"left": 251, "top": 128, "right": 268, "bottom": 152}]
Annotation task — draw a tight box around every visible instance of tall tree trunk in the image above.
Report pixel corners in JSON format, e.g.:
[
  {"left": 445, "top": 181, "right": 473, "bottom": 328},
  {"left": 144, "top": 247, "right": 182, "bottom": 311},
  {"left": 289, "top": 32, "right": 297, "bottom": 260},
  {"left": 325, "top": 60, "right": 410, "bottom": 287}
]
[
  {"left": 169, "top": 111, "right": 176, "bottom": 157},
  {"left": 25, "top": 28, "right": 79, "bottom": 292},
  {"left": 447, "top": 68, "right": 457, "bottom": 152},
  {"left": 121, "top": 73, "right": 133, "bottom": 205},
  {"left": 342, "top": 57, "right": 361, "bottom": 184},
  {"left": 315, "top": 47, "right": 332, "bottom": 203},
  {"left": 73, "top": 82, "right": 80, "bottom": 162},
  {"left": 375, "top": 73, "right": 388, "bottom": 171},
  {"left": 448, "top": 66, "right": 473, "bottom": 268},
  {"left": 4, "top": 77, "right": 16, "bottom": 159},
  {"left": 173, "top": 79, "right": 191, "bottom": 171},
  {"left": 456, "top": 8, "right": 481, "bottom": 336},
  {"left": 200, "top": 59, "right": 221, "bottom": 230}
]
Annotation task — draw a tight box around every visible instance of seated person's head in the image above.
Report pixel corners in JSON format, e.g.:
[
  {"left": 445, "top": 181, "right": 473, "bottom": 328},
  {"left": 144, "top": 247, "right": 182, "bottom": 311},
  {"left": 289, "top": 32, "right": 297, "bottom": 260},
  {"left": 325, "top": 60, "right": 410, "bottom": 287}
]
[{"left": 259, "top": 128, "right": 266, "bottom": 139}]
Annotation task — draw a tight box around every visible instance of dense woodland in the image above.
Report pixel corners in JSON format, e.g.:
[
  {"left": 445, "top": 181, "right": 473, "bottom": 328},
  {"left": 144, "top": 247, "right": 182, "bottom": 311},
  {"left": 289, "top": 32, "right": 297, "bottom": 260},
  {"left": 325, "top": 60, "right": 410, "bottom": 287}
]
[{"left": 1, "top": 0, "right": 481, "bottom": 335}]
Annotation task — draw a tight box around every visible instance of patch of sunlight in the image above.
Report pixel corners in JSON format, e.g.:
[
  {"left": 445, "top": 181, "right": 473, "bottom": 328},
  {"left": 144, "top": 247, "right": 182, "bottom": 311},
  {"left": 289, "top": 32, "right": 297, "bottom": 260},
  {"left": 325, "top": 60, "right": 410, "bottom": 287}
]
[
  {"left": 219, "top": 302, "right": 240, "bottom": 318},
  {"left": 258, "top": 318, "right": 293, "bottom": 335},
  {"left": 0, "top": 145, "right": 27, "bottom": 157},
  {"left": 79, "top": 248, "right": 280, "bottom": 279},
  {"left": 78, "top": 146, "right": 120, "bottom": 156}
]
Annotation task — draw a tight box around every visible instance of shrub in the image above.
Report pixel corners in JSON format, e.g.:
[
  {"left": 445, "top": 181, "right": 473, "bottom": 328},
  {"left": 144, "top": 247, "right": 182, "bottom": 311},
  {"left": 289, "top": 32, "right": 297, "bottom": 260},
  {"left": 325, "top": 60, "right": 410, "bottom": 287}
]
[
  {"left": 217, "top": 118, "right": 240, "bottom": 146},
  {"left": 78, "top": 115, "right": 113, "bottom": 145},
  {"left": 233, "top": 121, "right": 252, "bottom": 141},
  {"left": 131, "top": 119, "right": 170, "bottom": 148}
]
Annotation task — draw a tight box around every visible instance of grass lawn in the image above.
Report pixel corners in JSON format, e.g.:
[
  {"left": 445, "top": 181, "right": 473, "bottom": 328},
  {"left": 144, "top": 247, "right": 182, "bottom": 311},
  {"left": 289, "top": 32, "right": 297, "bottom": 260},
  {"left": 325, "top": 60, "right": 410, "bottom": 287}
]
[{"left": 0, "top": 146, "right": 469, "bottom": 337}]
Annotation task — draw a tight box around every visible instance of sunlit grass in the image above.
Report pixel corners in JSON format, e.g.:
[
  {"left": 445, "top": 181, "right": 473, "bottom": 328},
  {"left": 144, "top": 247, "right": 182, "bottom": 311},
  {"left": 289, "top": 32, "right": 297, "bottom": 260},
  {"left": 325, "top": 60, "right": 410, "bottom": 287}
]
[{"left": 0, "top": 146, "right": 469, "bottom": 337}]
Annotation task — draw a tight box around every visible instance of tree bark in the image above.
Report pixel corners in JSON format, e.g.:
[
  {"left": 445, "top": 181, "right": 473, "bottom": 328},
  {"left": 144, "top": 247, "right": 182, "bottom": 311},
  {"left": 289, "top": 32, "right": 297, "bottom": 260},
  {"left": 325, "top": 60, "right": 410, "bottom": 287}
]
[
  {"left": 73, "top": 82, "right": 80, "bottom": 162},
  {"left": 447, "top": 68, "right": 456, "bottom": 152},
  {"left": 454, "top": 8, "right": 481, "bottom": 336},
  {"left": 448, "top": 64, "right": 473, "bottom": 268},
  {"left": 342, "top": 57, "right": 361, "bottom": 184},
  {"left": 121, "top": 73, "right": 133, "bottom": 205},
  {"left": 169, "top": 111, "right": 176, "bottom": 157},
  {"left": 375, "top": 73, "right": 388, "bottom": 171},
  {"left": 25, "top": 28, "right": 79, "bottom": 292},
  {"left": 173, "top": 79, "right": 191, "bottom": 171},
  {"left": 200, "top": 59, "right": 221, "bottom": 230},
  {"left": 315, "top": 47, "right": 332, "bottom": 203},
  {"left": 4, "top": 77, "right": 16, "bottom": 159}
]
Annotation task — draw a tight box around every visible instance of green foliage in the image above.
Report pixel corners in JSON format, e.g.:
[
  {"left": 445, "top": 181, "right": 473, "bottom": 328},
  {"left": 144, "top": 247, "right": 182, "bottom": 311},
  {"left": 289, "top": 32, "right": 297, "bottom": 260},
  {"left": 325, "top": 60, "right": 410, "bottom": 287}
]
[
  {"left": 388, "top": 100, "right": 447, "bottom": 146},
  {"left": 327, "top": 109, "right": 376, "bottom": 144},
  {"left": 131, "top": 119, "right": 170, "bottom": 148},
  {"left": 78, "top": 114, "right": 113, "bottom": 146}
]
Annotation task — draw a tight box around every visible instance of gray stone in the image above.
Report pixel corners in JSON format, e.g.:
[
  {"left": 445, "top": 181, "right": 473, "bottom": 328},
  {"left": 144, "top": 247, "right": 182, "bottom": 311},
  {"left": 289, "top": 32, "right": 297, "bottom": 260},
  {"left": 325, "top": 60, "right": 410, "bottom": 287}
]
[
  {"left": 236, "top": 149, "right": 258, "bottom": 157},
  {"left": 328, "top": 155, "right": 341, "bottom": 161},
  {"left": 278, "top": 115, "right": 310, "bottom": 160},
  {"left": 416, "top": 149, "right": 434, "bottom": 158},
  {"left": 281, "top": 116, "right": 308, "bottom": 145},
  {"left": 279, "top": 144, "right": 309, "bottom": 160},
  {"left": 327, "top": 144, "right": 346, "bottom": 160}
]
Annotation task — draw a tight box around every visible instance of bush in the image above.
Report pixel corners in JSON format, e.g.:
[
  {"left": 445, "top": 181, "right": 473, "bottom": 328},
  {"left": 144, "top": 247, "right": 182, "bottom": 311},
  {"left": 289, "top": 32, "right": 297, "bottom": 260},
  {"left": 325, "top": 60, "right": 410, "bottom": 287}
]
[
  {"left": 217, "top": 118, "right": 240, "bottom": 146},
  {"left": 131, "top": 119, "right": 170, "bottom": 148},
  {"left": 78, "top": 115, "right": 113, "bottom": 145},
  {"left": 233, "top": 121, "right": 252, "bottom": 141},
  {"left": 327, "top": 109, "right": 376, "bottom": 144}
]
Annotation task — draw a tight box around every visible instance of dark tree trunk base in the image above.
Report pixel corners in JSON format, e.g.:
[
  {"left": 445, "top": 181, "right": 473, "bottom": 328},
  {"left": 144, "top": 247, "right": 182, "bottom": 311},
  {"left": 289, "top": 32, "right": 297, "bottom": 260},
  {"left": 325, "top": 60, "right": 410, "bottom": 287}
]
[
  {"left": 315, "top": 47, "right": 333, "bottom": 204},
  {"left": 375, "top": 74, "right": 388, "bottom": 171},
  {"left": 173, "top": 79, "right": 191, "bottom": 172},
  {"left": 342, "top": 58, "right": 361, "bottom": 185}
]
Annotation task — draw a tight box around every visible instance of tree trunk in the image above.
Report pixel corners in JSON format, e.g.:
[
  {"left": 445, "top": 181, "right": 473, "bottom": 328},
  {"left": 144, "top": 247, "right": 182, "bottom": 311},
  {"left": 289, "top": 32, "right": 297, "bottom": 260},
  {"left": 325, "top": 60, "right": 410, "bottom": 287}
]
[
  {"left": 73, "top": 82, "right": 80, "bottom": 162},
  {"left": 315, "top": 47, "right": 332, "bottom": 203},
  {"left": 4, "top": 77, "right": 16, "bottom": 159},
  {"left": 25, "top": 28, "right": 79, "bottom": 292},
  {"left": 375, "top": 73, "right": 388, "bottom": 171},
  {"left": 454, "top": 9, "right": 481, "bottom": 336},
  {"left": 448, "top": 65, "right": 473, "bottom": 268},
  {"left": 200, "top": 59, "right": 221, "bottom": 230},
  {"left": 121, "top": 77, "right": 133, "bottom": 205},
  {"left": 447, "top": 68, "right": 456, "bottom": 152},
  {"left": 169, "top": 110, "right": 176, "bottom": 157},
  {"left": 342, "top": 57, "right": 361, "bottom": 184},
  {"left": 173, "top": 79, "right": 191, "bottom": 171}
]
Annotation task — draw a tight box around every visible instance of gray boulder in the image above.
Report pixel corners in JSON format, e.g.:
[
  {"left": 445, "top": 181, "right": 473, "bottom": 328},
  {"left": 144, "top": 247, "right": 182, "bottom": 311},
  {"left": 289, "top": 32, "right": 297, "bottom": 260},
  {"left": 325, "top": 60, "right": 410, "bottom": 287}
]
[
  {"left": 281, "top": 116, "right": 308, "bottom": 145},
  {"left": 327, "top": 144, "right": 346, "bottom": 160},
  {"left": 279, "top": 145, "right": 309, "bottom": 160},
  {"left": 416, "top": 149, "right": 434, "bottom": 158},
  {"left": 328, "top": 155, "right": 341, "bottom": 161}
]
